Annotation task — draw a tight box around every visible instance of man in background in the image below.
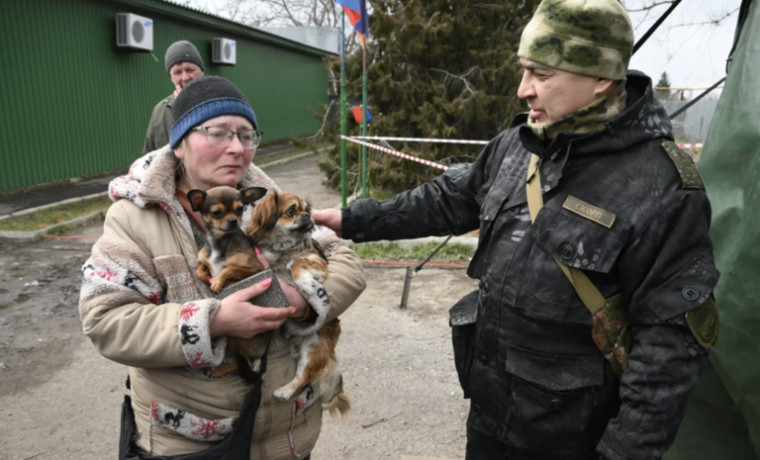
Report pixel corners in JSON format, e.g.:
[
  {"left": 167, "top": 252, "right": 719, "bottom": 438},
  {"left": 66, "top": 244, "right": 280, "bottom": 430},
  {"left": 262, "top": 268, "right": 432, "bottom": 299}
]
[{"left": 143, "top": 40, "right": 205, "bottom": 153}]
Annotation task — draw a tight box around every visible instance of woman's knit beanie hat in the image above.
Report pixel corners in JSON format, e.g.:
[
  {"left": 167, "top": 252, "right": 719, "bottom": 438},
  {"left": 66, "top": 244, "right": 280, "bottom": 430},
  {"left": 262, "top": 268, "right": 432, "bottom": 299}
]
[
  {"left": 170, "top": 76, "right": 258, "bottom": 149},
  {"left": 165, "top": 40, "right": 205, "bottom": 74},
  {"left": 518, "top": 0, "right": 634, "bottom": 80}
]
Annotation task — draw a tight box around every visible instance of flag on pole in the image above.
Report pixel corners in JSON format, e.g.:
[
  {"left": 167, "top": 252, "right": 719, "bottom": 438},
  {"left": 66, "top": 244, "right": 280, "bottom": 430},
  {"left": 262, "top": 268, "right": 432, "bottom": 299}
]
[
  {"left": 351, "top": 106, "right": 372, "bottom": 124},
  {"left": 336, "top": 0, "right": 368, "bottom": 46}
]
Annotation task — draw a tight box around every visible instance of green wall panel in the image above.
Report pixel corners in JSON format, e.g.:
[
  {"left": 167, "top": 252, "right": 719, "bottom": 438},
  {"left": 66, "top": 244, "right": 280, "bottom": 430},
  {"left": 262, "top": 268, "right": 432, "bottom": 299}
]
[{"left": 0, "top": 0, "right": 333, "bottom": 192}]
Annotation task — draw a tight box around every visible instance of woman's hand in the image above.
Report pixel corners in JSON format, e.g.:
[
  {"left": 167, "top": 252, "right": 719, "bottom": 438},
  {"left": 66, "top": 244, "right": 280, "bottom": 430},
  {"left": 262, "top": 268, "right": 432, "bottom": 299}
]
[
  {"left": 211, "top": 278, "right": 293, "bottom": 339},
  {"left": 312, "top": 209, "right": 343, "bottom": 237}
]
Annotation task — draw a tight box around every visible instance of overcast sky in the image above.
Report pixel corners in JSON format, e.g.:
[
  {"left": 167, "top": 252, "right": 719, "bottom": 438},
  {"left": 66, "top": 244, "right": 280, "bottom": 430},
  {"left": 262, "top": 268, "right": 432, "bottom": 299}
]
[
  {"left": 189, "top": 0, "right": 740, "bottom": 94},
  {"left": 627, "top": 0, "right": 740, "bottom": 92}
]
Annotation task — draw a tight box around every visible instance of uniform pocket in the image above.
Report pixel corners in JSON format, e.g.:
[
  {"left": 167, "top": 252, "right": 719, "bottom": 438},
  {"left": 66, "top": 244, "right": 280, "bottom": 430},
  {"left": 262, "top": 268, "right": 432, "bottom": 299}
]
[
  {"left": 505, "top": 346, "right": 603, "bottom": 457},
  {"left": 449, "top": 291, "right": 479, "bottom": 398},
  {"left": 533, "top": 205, "right": 625, "bottom": 274},
  {"left": 469, "top": 185, "right": 510, "bottom": 278},
  {"left": 514, "top": 206, "right": 627, "bottom": 323}
]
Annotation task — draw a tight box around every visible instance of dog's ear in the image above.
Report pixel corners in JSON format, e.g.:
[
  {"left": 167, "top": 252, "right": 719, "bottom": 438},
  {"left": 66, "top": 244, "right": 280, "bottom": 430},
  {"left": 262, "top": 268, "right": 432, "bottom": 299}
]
[
  {"left": 304, "top": 197, "right": 313, "bottom": 214},
  {"left": 240, "top": 186, "right": 268, "bottom": 205},
  {"left": 246, "top": 192, "right": 279, "bottom": 239},
  {"left": 266, "top": 191, "right": 280, "bottom": 231},
  {"left": 186, "top": 190, "right": 206, "bottom": 212}
]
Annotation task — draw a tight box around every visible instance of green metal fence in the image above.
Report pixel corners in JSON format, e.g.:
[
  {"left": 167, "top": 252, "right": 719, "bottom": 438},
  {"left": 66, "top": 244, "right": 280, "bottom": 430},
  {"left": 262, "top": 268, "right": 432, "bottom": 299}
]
[{"left": 0, "top": 0, "right": 334, "bottom": 192}]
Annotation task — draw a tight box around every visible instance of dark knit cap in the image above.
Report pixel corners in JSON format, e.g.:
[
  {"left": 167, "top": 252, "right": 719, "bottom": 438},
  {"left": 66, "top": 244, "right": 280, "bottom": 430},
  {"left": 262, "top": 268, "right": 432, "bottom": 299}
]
[
  {"left": 170, "top": 76, "right": 258, "bottom": 149},
  {"left": 165, "top": 40, "right": 205, "bottom": 74}
]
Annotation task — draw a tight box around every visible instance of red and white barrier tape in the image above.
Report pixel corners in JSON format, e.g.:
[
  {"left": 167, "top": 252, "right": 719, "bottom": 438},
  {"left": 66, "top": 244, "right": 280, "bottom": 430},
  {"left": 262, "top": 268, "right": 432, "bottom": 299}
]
[
  {"left": 343, "top": 135, "right": 703, "bottom": 171},
  {"left": 352, "top": 136, "right": 489, "bottom": 146},
  {"left": 341, "top": 135, "right": 449, "bottom": 171},
  {"left": 355, "top": 136, "right": 703, "bottom": 150}
]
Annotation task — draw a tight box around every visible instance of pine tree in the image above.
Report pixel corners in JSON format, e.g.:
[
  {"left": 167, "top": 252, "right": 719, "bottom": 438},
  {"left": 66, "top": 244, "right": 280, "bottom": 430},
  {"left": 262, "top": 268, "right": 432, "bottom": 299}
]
[
  {"left": 655, "top": 71, "right": 672, "bottom": 100},
  {"left": 320, "top": 0, "right": 540, "bottom": 194}
]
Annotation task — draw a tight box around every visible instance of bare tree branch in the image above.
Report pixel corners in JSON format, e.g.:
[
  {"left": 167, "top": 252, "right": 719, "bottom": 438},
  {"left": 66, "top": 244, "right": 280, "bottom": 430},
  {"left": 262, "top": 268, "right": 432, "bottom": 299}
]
[
  {"left": 430, "top": 67, "right": 479, "bottom": 101},
  {"left": 195, "top": 0, "right": 362, "bottom": 53},
  {"left": 306, "top": 98, "right": 337, "bottom": 139},
  {"left": 666, "top": 7, "right": 740, "bottom": 29},
  {"left": 624, "top": 0, "right": 677, "bottom": 13}
]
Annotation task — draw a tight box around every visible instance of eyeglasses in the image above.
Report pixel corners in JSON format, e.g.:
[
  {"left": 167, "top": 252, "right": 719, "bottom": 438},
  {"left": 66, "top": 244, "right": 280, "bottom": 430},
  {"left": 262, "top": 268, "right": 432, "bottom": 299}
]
[{"left": 191, "top": 125, "right": 262, "bottom": 149}]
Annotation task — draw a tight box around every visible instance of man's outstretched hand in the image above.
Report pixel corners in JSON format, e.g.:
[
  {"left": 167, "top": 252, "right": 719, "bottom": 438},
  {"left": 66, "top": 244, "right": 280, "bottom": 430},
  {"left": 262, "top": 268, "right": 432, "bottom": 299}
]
[{"left": 312, "top": 209, "right": 343, "bottom": 238}]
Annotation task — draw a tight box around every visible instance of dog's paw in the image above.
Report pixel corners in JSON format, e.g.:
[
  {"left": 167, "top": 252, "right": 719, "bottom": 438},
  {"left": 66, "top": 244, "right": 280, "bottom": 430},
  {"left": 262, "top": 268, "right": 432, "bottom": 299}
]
[
  {"left": 273, "top": 385, "right": 295, "bottom": 401},
  {"left": 209, "top": 278, "right": 225, "bottom": 292}
]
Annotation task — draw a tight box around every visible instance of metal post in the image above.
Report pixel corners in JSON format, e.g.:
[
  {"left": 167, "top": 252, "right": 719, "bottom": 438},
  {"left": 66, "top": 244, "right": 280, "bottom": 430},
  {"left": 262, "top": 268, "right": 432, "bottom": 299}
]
[
  {"left": 361, "top": 42, "right": 368, "bottom": 198},
  {"left": 340, "top": 14, "right": 347, "bottom": 208},
  {"left": 632, "top": 0, "right": 682, "bottom": 55},
  {"left": 399, "top": 266, "right": 415, "bottom": 309},
  {"left": 399, "top": 235, "right": 453, "bottom": 309}
]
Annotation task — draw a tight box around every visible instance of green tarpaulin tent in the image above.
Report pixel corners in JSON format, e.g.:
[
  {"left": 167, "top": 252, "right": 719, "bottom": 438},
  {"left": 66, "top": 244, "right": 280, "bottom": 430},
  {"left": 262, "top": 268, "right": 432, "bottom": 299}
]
[{"left": 666, "top": 0, "right": 759, "bottom": 458}]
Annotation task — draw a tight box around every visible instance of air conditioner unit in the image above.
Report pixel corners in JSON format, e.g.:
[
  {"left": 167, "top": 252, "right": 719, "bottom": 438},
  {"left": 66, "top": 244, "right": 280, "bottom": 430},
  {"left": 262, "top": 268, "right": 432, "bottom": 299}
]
[
  {"left": 116, "top": 13, "right": 154, "bottom": 51},
  {"left": 213, "top": 38, "right": 237, "bottom": 65}
]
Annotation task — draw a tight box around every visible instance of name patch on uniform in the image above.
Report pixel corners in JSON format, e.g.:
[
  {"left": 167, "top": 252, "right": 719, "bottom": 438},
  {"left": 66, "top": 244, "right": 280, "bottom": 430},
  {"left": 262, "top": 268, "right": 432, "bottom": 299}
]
[{"left": 562, "top": 196, "right": 616, "bottom": 228}]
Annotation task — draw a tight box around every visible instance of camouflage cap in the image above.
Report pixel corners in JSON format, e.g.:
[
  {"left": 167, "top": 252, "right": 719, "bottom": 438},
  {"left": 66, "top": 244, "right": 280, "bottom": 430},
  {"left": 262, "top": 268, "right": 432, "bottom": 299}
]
[{"left": 518, "top": 0, "right": 634, "bottom": 80}]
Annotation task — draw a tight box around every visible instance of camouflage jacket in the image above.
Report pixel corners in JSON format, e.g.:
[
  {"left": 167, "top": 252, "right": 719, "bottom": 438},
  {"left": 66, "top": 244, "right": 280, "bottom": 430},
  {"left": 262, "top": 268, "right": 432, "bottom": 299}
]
[{"left": 342, "top": 71, "right": 719, "bottom": 460}]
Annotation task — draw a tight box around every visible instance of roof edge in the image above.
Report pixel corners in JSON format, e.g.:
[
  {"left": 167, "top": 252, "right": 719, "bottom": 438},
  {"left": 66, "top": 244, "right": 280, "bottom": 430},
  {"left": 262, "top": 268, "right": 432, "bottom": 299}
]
[{"left": 112, "top": 0, "right": 338, "bottom": 57}]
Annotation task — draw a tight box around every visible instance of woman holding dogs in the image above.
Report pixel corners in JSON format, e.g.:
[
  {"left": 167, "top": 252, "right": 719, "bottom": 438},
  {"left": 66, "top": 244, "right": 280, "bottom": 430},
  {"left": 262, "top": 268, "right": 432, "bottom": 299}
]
[{"left": 79, "top": 76, "right": 366, "bottom": 459}]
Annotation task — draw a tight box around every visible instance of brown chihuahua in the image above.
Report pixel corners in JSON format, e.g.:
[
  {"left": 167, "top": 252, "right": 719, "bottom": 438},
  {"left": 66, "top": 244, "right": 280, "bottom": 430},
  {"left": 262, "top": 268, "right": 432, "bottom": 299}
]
[
  {"left": 245, "top": 190, "right": 350, "bottom": 417},
  {"left": 187, "top": 185, "right": 268, "bottom": 292}
]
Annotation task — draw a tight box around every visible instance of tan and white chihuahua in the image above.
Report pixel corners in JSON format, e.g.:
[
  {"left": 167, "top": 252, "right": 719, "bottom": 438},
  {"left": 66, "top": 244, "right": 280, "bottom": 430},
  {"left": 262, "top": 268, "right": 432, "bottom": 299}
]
[{"left": 245, "top": 190, "right": 350, "bottom": 417}]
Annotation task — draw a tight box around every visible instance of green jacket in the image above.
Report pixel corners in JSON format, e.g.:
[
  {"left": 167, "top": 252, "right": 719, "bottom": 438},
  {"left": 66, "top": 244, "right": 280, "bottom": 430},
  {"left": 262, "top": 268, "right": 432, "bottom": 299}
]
[{"left": 143, "top": 94, "right": 174, "bottom": 154}]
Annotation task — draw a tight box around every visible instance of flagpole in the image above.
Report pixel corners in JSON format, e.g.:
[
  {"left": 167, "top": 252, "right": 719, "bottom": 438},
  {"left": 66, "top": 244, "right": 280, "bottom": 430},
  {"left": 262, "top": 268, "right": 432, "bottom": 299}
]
[
  {"left": 360, "top": 0, "right": 368, "bottom": 198},
  {"left": 340, "top": 13, "right": 347, "bottom": 207}
]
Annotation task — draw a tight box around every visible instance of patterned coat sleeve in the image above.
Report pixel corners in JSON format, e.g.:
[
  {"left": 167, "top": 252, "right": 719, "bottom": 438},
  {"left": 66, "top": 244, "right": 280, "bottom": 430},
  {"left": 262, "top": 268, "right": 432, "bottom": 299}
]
[
  {"left": 319, "top": 237, "right": 367, "bottom": 318},
  {"left": 79, "top": 200, "right": 227, "bottom": 369}
]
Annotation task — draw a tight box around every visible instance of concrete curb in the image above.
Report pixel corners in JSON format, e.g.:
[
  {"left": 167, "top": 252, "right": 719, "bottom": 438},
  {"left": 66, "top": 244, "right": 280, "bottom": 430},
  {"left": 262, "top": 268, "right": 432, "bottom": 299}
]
[
  {"left": 0, "top": 212, "right": 106, "bottom": 243},
  {"left": 257, "top": 146, "right": 329, "bottom": 169},
  {"left": 0, "top": 191, "right": 108, "bottom": 223},
  {"left": 0, "top": 148, "right": 330, "bottom": 242}
]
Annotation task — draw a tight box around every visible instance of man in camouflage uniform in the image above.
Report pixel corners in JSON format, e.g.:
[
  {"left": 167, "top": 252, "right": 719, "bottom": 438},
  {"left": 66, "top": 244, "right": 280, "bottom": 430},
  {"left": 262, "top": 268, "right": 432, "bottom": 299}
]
[{"left": 314, "top": 0, "right": 719, "bottom": 458}]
